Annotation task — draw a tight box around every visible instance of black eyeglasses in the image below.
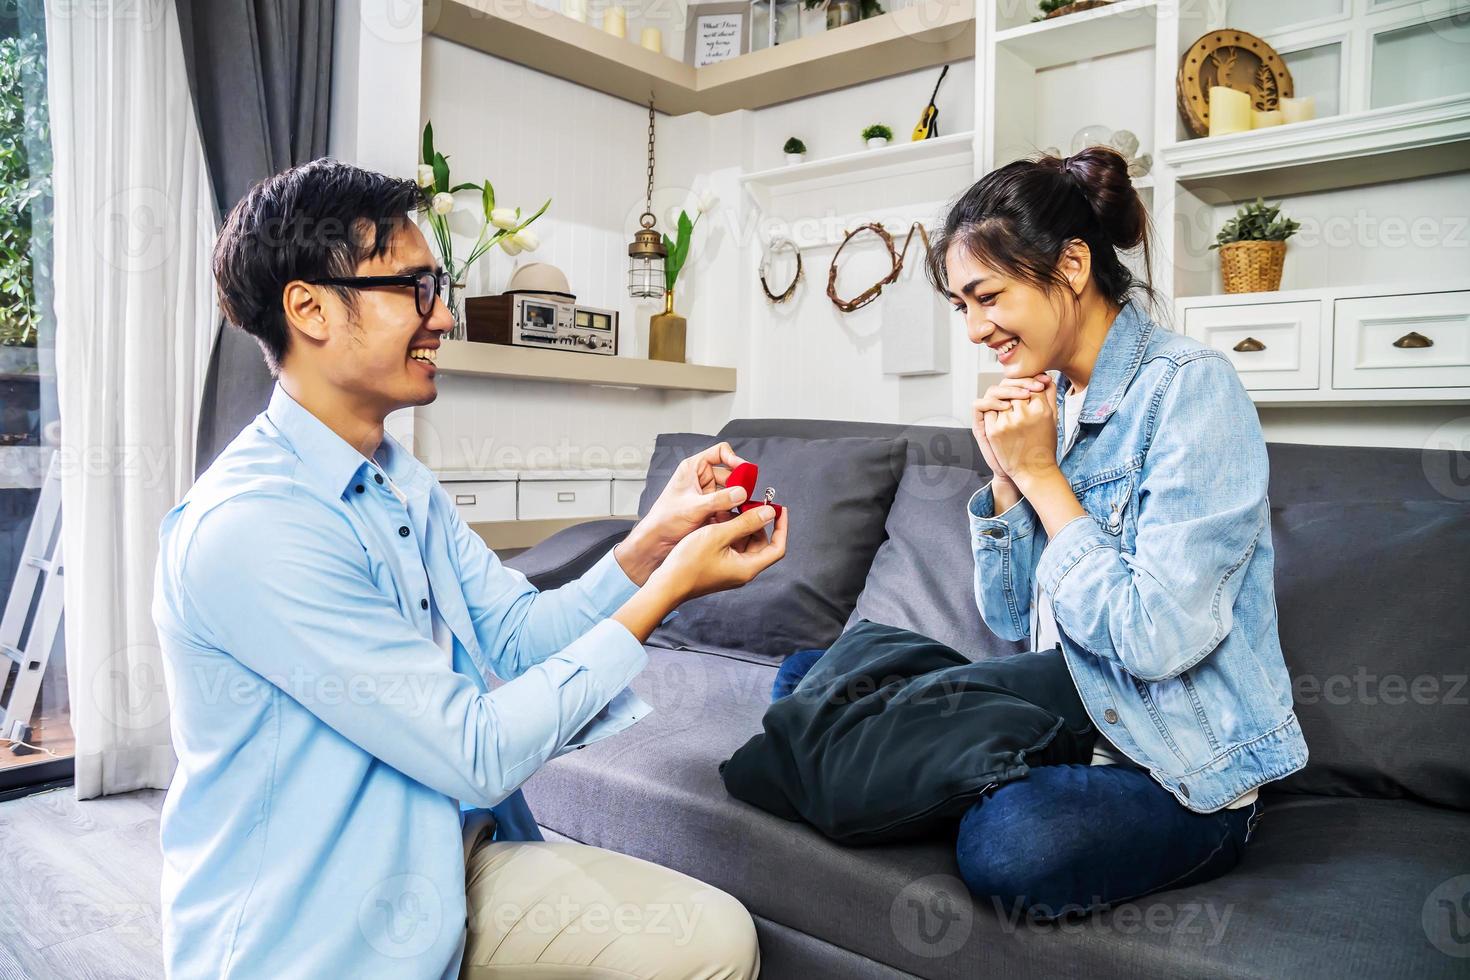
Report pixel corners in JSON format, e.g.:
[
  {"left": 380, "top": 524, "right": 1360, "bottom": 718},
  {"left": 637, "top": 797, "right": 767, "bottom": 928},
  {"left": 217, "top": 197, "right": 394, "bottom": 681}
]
[{"left": 308, "top": 269, "right": 452, "bottom": 318}]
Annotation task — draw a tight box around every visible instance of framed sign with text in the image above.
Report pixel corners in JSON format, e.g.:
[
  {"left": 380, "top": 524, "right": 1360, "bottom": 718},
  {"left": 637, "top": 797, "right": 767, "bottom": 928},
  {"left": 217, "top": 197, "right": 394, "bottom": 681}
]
[{"left": 684, "top": 1, "right": 749, "bottom": 67}]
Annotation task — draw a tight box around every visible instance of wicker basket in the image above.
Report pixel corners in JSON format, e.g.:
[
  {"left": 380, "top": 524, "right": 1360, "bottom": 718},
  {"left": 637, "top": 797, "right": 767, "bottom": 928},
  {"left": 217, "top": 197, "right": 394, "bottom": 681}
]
[{"left": 1218, "top": 240, "right": 1286, "bottom": 294}]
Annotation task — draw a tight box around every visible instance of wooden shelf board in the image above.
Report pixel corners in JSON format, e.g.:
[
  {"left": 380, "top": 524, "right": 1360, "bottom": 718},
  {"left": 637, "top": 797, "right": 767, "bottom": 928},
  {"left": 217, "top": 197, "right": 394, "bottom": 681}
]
[
  {"left": 742, "top": 131, "right": 974, "bottom": 189},
  {"left": 994, "top": 0, "right": 1158, "bottom": 70},
  {"left": 1158, "top": 94, "right": 1470, "bottom": 199},
  {"left": 431, "top": 0, "right": 973, "bottom": 115},
  {"left": 435, "top": 340, "right": 736, "bottom": 392}
]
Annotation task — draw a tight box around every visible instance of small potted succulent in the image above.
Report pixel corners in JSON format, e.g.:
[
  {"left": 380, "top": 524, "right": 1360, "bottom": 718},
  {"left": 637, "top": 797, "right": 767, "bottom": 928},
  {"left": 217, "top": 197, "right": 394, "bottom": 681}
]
[
  {"left": 1211, "top": 197, "right": 1301, "bottom": 294},
  {"left": 783, "top": 137, "right": 807, "bottom": 166},
  {"left": 1034, "top": 0, "right": 1112, "bottom": 21},
  {"left": 862, "top": 123, "right": 893, "bottom": 149}
]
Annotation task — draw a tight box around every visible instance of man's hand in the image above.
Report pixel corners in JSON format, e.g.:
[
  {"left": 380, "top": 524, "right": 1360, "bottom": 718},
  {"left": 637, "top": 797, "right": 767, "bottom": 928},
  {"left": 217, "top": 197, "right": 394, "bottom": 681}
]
[
  {"left": 613, "top": 506, "right": 789, "bottom": 642},
  {"left": 615, "top": 442, "right": 750, "bottom": 585}
]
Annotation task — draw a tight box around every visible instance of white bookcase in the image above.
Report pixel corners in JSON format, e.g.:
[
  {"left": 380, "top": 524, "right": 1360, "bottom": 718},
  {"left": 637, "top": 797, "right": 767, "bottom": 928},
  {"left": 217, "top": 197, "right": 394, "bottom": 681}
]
[{"left": 975, "top": 0, "right": 1470, "bottom": 406}]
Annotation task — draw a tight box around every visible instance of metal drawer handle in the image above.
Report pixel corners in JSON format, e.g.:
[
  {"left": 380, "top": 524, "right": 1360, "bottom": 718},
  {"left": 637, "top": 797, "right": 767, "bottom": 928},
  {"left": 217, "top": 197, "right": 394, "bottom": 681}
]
[
  {"left": 556, "top": 491, "right": 576, "bottom": 502},
  {"left": 455, "top": 493, "right": 476, "bottom": 505},
  {"left": 1232, "top": 337, "right": 1266, "bottom": 352},
  {"left": 1392, "top": 331, "right": 1433, "bottom": 349}
]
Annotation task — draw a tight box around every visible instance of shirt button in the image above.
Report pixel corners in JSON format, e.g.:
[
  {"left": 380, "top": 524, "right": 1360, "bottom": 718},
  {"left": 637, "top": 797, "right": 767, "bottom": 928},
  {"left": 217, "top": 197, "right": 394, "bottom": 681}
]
[
  {"left": 398, "top": 525, "right": 410, "bottom": 537},
  {"left": 375, "top": 473, "right": 384, "bottom": 484},
  {"left": 354, "top": 484, "right": 365, "bottom": 494},
  {"left": 420, "top": 598, "right": 429, "bottom": 610},
  {"left": 1179, "top": 783, "right": 1191, "bottom": 799},
  {"left": 1104, "top": 708, "right": 1119, "bottom": 724},
  {"left": 983, "top": 528, "right": 1005, "bottom": 539}
]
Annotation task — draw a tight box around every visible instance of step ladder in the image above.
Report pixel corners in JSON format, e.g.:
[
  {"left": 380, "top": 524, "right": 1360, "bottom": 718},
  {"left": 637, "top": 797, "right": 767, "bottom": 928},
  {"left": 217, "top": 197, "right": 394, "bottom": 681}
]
[{"left": 1, "top": 451, "right": 63, "bottom": 755}]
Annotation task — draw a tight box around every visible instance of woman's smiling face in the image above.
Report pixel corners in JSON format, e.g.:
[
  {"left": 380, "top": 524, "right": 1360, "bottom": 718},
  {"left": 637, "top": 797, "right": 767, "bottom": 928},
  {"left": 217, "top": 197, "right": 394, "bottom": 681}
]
[{"left": 944, "top": 240, "right": 1079, "bottom": 380}]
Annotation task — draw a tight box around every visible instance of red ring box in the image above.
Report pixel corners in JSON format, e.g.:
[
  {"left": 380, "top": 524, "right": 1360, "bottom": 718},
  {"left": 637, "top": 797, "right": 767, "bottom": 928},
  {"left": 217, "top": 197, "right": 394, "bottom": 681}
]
[{"left": 728, "top": 462, "right": 783, "bottom": 520}]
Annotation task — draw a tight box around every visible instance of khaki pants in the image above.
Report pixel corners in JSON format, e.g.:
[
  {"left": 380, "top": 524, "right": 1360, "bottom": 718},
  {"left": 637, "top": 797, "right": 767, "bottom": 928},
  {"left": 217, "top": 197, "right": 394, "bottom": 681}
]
[{"left": 461, "top": 840, "right": 761, "bottom": 979}]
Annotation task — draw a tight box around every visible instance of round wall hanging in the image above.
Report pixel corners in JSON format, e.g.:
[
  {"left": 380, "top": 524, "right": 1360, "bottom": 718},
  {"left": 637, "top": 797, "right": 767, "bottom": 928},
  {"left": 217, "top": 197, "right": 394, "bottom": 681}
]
[{"left": 1176, "top": 29, "right": 1293, "bottom": 138}]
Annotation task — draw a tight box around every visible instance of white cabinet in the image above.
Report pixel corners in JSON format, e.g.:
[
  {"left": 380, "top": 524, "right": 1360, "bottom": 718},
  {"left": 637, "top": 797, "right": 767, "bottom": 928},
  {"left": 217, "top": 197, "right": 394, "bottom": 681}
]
[
  {"left": 1184, "top": 301, "right": 1321, "bottom": 391},
  {"left": 437, "top": 473, "right": 518, "bottom": 523},
  {"left": 1333, "top": 291, "right": 1470, "bottom": 390},
  {"left": 517, "top": 478, "right": 613, "bottom": 521},
  {"left": 612, "top": 478, "right": 644, "bottom": 517},
  {"left": 1178, "top": 282, "right": 1470, "bottom": 405}
]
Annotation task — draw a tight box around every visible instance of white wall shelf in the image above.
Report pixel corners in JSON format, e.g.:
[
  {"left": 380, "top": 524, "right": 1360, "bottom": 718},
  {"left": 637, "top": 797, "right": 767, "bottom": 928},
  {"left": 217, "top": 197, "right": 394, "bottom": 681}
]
[
  {"left": 435, "top": 340, "right": 737, "bottom": 392},
  {"left": 740, "top": 131, "right": 974, "bottom": 212},
  {"left": 1158, "top": 93, "right": 1470, "bottom": 199},
  {"left": 993, "top": 0, "right": 1159, "bottom": 70},
  {"left": 431, "top": 0, "right": 973, "bottom": 116}
]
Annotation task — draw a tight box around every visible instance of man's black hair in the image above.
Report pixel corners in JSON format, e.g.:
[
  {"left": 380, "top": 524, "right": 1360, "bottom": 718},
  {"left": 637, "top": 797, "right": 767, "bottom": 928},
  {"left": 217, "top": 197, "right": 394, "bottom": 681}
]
[{"left": 213, "top": 159, "right": 425, "bottom": 374}]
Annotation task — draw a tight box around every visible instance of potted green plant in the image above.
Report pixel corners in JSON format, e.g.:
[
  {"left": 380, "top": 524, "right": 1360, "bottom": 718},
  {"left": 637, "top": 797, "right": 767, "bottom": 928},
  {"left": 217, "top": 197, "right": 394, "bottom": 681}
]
[
  {"left": 1033, "top": 0, "right": 1112, "bottom": 21},
  {"left": 862, "top": 124, "right": 893, "bottom": 149},
  {"left": 1210, "top": 197, "right": 1301, "bottom": 294},
  {"left": 418, "top": 121, "right": 551, "bottom": 338},
  {"left": 811, "top": 0, "right": 883, "bottom": 30},
  {"left": 648, "top": 191, "right": 718, "bottom": 363},
  {"left": 783, "top": 137, "right": 807, "bottom": 165}
]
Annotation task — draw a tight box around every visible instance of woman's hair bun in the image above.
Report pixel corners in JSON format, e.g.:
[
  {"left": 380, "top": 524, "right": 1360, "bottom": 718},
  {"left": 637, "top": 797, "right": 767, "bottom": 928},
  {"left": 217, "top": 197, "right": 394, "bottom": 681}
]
[{"left": 1048, "top": 146, "right": 1146, "bottom": 252}]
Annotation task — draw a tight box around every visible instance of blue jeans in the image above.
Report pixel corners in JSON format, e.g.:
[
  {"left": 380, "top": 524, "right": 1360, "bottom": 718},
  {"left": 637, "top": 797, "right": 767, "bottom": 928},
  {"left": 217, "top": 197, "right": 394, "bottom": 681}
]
[{"left": 771, "top": 650, "right": 1261, "bottom": 919}]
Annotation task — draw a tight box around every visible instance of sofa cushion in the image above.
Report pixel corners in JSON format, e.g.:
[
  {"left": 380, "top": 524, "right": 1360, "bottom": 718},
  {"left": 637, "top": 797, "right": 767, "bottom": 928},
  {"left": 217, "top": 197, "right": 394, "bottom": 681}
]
[
  {"left": 1271, "top": 499, "right": 1470, "bottom": 809},
  {"left": 848, "top": 461, "right": 1028, "bottom": 661},
  {"left": 637, "top": 433, "right": 905, "bottom": 664},
  {"left": 523, "top": 646, "right": 1470, "bottom": 980}
]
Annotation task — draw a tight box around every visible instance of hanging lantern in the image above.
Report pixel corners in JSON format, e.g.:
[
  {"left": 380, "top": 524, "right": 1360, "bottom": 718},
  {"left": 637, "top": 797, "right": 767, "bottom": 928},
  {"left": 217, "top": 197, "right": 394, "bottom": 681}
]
[
  {"left": 627, "top": 94, "right": 667, "bottom": 300},
  {"left": 628, "top": 215, "right": 667, "bottom": 300}
]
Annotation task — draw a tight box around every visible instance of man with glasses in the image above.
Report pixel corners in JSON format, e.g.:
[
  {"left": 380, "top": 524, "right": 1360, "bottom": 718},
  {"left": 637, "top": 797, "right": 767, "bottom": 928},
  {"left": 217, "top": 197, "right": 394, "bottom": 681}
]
[{"left": 152, "top": 159, "right": 785, "bottom": 979}]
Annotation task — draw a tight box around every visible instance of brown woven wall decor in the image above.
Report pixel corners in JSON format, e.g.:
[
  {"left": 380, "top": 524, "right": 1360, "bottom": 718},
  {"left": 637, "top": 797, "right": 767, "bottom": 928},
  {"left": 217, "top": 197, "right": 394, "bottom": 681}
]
[{"left": 1177, "top": 30, "right": 1293, "bottom": 138}]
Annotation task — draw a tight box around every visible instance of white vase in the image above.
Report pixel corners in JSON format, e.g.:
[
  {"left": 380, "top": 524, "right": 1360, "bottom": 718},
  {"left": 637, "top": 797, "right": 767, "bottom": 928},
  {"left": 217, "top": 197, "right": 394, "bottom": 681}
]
[
  {"left": 784, "top": 152, "right": 804, "bottom": 165},
  {"left": 866, "top": 137, "right": 889, "bottom": 149}
]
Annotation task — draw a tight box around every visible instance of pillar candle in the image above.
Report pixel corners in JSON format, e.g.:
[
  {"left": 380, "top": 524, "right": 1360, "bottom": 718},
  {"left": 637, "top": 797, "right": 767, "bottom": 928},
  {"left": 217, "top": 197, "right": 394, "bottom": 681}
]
[
  {"left": 1209, "top": 86, "right": 1252, "bottom": 137},
  {"left": 640, "top": 26, "right": 662, "bottom": 53},
  {"left": 1280, "top": 96, "right": 1316, "bottom": 124},
  {"left": 562, "top": 0, "right": 587, "bottom": 21},
  {"left": 1252, "top": 108, "right": 1284, "bottom": 129},
  {"left": 602, "top": 5, "right": 626, "bottom": 37}
]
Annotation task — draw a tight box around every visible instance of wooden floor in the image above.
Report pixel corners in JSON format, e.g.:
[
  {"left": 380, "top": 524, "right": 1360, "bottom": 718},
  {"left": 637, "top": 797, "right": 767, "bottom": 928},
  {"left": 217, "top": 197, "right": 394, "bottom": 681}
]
[{"left": 0, "top": 786, "right": 166, "bottom": 979}]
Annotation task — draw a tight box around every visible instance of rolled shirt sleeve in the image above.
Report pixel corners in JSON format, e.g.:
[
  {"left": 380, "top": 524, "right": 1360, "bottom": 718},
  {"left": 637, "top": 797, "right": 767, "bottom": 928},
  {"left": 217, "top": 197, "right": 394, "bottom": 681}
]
[{"left": 172, "top": 490, "right": 647, "bottom": 809}]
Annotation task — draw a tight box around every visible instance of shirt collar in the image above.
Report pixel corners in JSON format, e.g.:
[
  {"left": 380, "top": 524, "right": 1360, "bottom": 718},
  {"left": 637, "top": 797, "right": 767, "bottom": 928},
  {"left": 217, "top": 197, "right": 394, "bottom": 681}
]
[
  {"left": 264, "top": 383, "right": 430, "bottom": 500},
  {"left": 1060, "top": 300, "right": 1154, "bottom": 425}
]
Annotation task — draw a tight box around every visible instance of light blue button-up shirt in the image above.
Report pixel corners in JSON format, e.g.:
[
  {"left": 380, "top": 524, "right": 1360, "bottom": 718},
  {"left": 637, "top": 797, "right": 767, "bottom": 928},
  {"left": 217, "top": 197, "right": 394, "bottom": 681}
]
[{"left": 152, "top": 383, "right": 649, "bottom": 979}]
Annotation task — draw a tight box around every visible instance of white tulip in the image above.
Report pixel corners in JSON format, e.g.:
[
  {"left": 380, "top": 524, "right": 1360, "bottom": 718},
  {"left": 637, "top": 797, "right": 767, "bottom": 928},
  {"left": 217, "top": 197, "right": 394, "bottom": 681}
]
[
  {"left": 430, "top": 192, "right": 454, "bottom": 216},
  {"left": 512, "top": 228, "right": 540, "bottom": 252},
  {"left": 490, "top": 208, "right": 518, "bottom": 230},
  {"left": 500, "top": 236, "right": 523, "bottom": 256},
  {"left": 697, "top": 191, "right": 719, "bottom": 214},
  {"left": 416, "top": 164, "right": 435, "bottom": 189}
]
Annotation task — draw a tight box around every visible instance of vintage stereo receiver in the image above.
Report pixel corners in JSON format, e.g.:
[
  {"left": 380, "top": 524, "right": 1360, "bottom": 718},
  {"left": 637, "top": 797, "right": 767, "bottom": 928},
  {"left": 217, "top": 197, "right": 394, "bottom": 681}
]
[{"left": 464, "top": 292, "right": 619, "bottom": 356}]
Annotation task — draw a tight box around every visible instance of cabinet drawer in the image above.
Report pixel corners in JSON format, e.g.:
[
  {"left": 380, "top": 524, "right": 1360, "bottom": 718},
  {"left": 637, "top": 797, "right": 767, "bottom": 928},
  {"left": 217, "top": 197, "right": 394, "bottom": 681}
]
[
  {"left": 442, "top": 480, "right": 516, "bottom": 523},
  {"left": 1184, "top": 301, "right": 1320, "bottom": 390},
  {"left": 1333, "top": 291, "right": 1470, "bottom": 390},
  {"left": 612, "top": 479, "right": 644, "bottom": 517},
  {"left": 518, "top": 479, "right": 612, "bottom": 521}
]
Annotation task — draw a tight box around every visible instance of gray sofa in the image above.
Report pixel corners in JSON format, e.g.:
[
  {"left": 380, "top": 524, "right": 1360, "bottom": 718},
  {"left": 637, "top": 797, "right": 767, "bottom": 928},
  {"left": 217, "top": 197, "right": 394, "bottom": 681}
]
[{"left": 510, "top": 417, "right": 1470, "bottom": 979}]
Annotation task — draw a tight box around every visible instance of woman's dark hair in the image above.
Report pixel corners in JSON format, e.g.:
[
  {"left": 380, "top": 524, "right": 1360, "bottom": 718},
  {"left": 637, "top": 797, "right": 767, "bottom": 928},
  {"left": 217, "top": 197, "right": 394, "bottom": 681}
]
[
  {"left": 926, "top": 146, "right": 1153, "bottom": 310},
  {"left": 213, "top": 159, "right": 426, "bottom": 374}
]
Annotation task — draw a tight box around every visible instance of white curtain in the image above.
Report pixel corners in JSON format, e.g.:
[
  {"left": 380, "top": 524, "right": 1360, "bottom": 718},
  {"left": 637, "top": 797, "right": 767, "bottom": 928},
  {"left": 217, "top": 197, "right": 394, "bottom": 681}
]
[{"left": 48, "top": 0, "right": 217, "bottom": 797}]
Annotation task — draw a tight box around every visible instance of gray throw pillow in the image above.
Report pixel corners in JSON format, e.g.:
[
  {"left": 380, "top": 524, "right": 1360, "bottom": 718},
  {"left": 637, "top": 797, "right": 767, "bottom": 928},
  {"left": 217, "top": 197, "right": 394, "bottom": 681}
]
[
  {"left": 638, "top": 433, "right": 906, "bottom": 664},
  {"left": 848, "top": 461, "right": 1028, "bottom": 662},
  {"left": 1271, "top": 499, "right": 1470, "bottom": 810}
]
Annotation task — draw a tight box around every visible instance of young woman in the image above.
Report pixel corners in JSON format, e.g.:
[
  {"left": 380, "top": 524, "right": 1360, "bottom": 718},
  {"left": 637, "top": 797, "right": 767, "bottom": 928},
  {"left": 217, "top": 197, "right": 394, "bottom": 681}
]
[{"left": 774, "top": 147, "right": 1307, "bottom": 918}]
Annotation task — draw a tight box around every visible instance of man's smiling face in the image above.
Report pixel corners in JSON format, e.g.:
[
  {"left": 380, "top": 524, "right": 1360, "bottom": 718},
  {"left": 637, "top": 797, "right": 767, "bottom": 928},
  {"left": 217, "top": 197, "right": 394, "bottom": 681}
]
[{"left": 305, "top": 219, "right": 452, "bottom": 417}]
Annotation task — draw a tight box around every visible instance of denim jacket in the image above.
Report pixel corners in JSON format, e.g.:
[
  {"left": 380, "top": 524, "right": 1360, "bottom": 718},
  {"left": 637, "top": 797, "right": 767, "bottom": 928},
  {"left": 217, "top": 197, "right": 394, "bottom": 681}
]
[{"left": 968, "top": 301, "right": 1308, "bottom": 812}]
